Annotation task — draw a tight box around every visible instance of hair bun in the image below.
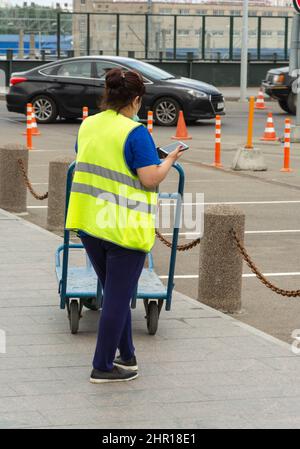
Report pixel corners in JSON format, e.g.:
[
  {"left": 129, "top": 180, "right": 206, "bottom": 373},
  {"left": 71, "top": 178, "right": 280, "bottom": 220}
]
[{"left": 105, "top": 68, "right": 125, "bottom": 89}]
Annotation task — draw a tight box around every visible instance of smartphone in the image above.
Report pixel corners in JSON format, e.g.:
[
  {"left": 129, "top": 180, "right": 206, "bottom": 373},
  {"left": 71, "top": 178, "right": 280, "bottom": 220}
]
[{"left": 157, "top": 141, "right": 189, "bottom": 159}]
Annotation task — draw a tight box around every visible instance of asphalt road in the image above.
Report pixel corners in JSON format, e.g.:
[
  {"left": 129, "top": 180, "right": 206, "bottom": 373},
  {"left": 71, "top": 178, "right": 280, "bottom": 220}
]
[{"left": 1, "top": 99, "right": 300, "bottom": 344}]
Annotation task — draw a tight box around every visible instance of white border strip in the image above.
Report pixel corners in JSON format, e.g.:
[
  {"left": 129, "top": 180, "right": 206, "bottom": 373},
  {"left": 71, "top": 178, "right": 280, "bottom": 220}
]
[{"left": 160, "top": 272, "right": 300, "bottom": 279}]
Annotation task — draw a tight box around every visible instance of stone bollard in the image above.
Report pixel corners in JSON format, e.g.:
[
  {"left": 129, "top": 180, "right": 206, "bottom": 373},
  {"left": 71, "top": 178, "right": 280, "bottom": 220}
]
[
  {"left": 198, "top": 205, "right": 245, "bottom": 313},
  {"left": 47, "top": 157, "right": 74, "bottom": 231},
  {"left": 0, "top": 144, "right": 28, "bottom": 214}
]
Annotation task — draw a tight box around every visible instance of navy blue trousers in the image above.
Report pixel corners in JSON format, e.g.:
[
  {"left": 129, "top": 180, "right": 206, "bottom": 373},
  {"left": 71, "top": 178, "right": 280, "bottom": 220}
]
[{"left": 80, "top": 234, "right": 146, "bottom": 372}]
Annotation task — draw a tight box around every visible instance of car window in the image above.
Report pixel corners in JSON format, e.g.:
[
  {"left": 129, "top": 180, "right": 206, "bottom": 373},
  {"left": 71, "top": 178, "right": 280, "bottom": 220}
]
[
  {"left": 95, "top": 61, "right": 150, "bottom": 84},
  {"left": 124, "top": 60, "right": 175, "bottom": 81},
  {"left": 95, "top": 61, "right": 124, "bottom": 80},
  {"left": 56, "top": 61, "right": 92, "bottom": 78},
  {"left": 39, "top": 65, "right": 60, "bottom": 76}
]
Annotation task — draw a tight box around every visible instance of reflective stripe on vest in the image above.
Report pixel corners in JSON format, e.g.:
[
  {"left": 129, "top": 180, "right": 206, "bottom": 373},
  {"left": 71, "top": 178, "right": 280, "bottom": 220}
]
[
  {"left": 66, "top": 109, "right": 158, "bottom": 252},
  {"left": 71, "top": 182, "right": 157, "bottom": 215},
  {"left": 74, "top": 161, "right": 155, "bottom": 193}
]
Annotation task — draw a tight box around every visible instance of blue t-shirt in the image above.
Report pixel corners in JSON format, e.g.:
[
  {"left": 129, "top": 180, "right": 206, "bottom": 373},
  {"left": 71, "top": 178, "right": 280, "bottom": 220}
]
[{"left": 74, "top": 125, "right": 161, "bottom": 174}]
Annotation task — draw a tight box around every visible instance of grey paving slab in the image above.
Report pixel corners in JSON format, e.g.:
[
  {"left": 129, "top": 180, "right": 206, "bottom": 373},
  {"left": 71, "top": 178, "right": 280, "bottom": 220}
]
[{"left": 2, "top": 207, "right": 300, "bottom": 429}]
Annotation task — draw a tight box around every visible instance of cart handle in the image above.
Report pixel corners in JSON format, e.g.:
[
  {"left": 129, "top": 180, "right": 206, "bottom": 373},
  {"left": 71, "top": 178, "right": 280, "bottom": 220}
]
[{"left": 55, "top": 243, "right": 84, "bottom": 269}]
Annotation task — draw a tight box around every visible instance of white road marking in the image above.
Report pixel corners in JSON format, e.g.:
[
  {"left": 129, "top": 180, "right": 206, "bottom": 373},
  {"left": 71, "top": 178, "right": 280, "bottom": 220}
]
[
  {"left": 27, "top": 206, "right": 48, "bottom": 209},
  {"left": 160, "top": 200, "right": 300, "bottom": 206},
  {"left": 159, "top": 272, "right": 300, "bottom": 279},
  {"left": 160, "top": 230, "right": 300, "bottom": 237}
]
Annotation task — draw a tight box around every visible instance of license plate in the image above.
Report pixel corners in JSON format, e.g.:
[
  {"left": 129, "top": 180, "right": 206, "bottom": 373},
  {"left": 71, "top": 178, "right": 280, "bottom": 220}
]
[{"left": 217, "top": 102, "right": 224, "bottom": 109}]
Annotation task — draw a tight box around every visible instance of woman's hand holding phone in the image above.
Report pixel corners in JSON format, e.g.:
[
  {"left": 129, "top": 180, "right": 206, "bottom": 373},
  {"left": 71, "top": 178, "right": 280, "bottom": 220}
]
[{"left": 166, "top": 145, "right": 186, "bottom": 162}]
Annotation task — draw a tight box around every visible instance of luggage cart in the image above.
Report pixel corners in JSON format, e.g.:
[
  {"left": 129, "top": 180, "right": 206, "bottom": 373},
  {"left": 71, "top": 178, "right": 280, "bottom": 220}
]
[{"left": 55, "top": 160, "right": 184, "bottom": 335}]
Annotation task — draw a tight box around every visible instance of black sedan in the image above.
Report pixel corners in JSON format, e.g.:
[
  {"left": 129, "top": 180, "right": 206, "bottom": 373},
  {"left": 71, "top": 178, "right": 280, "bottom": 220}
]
[{"left": 6, "top": 56, "right": 225, "bottom": 126}]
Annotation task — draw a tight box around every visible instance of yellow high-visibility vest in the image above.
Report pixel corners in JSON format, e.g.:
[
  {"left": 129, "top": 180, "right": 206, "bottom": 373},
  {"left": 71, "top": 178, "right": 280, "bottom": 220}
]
[{"left": 66, "top": 109, "right": 158, "bottom": 252}]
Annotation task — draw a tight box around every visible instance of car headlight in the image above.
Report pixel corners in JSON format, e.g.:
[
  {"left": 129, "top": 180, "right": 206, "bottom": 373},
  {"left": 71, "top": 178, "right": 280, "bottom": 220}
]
[
  {"left": 273, "top": 74, "right": 285, "bottom": 85},
  {"left": 188, "top": 89, "right": 208, "bottom": 99}
]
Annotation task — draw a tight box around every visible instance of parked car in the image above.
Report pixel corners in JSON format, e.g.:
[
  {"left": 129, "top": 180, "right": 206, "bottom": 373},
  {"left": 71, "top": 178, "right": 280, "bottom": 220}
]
[
  {"left": 262, "top": 66, "right": 296, "bottom": 115},
  {"left": 6, "top": 56, "right": 225, "bottom": 126}
]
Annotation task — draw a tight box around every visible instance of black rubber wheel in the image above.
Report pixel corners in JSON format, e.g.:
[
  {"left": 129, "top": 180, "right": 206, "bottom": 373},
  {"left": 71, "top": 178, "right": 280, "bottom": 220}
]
[
  {"left": 153, "top": 97, "right": 180, "bottom": 126},
  {"left": 69, "top": 300, "right": 80, "bottom": 334},
  {"left": 31, "top": 95, "right": 58, "bottom": 123},
  {"left": 147, "top": 301, "right": 159, "bottom": 335},
  {"left": 278, "top": 99, "right": 290, "bottom": 114},
  {"left": 287, "top": 92, "right": 296, "bottom": 115},
  {"left": 81, "top": 297, "right": 101, "bottom": 311}
]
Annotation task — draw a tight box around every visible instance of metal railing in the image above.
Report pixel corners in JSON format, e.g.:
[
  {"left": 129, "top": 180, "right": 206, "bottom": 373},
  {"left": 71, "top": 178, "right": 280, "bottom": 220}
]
[
  {"left": 0, "top": 12, "right": 292, "bottom": 62},
  {"left": 56, "top": 11, "right": 291, "bottom": 62}
]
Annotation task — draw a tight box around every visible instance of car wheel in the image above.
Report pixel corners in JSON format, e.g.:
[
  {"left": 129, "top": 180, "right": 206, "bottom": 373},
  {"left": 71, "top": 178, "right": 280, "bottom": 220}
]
[
  {"left": 287, "top": 92, "right": 296, "bottom": 115},
  {"left": 32, "top": 95, "right": 58, "bottom": 123},
  {"left": 278, "top": 99, "right": 290, "bottom": 114},
  {"left": 153, "top": 97, "right": 180, "bottom": 126}
]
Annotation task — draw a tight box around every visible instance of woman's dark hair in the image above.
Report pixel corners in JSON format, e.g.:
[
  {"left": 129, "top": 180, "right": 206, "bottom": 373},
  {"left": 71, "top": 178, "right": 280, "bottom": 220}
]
[{"left": 101, "top": 68, "right": 145, "bottom": 112}]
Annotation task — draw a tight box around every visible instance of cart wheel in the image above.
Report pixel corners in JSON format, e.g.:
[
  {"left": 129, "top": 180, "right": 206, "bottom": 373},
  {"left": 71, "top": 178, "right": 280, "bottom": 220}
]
[
  {"left": 69, "top": 300, "right": 80, "bottom": 334},
  {"left": 81, "top": 297, "right": 101, "bottom": 311},
  {"left": 147, "top": 301, "right": 159, "bottom": 335}
]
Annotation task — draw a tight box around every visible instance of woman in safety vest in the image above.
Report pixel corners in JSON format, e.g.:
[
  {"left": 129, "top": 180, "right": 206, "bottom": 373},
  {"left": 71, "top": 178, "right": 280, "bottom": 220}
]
[{"left": 66, "top": 68, "right": 184, "bottom": 383}]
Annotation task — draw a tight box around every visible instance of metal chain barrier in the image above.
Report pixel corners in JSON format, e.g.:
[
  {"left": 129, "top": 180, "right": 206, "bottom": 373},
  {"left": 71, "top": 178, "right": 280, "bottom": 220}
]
[
  {"left": 155, "top": 229, "right": 200, "bottom": 251},
  {"left": 17, "top": 158, "right": 48, "bottom": 201},
  {"left": 230, "top": 228, "right": 300, "bottom": 298}
]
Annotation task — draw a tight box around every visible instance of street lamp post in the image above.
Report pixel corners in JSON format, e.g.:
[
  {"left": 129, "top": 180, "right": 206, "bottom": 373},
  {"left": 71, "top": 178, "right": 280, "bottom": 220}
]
[{"left": 240, "top": 0, "right": 249, "bottom": 101}]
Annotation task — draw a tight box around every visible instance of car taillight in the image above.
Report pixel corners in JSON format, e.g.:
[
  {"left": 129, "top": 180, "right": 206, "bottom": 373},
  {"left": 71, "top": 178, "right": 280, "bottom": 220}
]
[{"left": 9, "top": 77, "right": 27, "bottom": 87}]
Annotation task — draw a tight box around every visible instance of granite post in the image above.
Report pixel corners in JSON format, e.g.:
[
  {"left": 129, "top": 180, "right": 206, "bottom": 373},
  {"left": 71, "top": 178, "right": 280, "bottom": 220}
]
[{"left": 198, "top": 205, "right": 245, "bottom": 313}]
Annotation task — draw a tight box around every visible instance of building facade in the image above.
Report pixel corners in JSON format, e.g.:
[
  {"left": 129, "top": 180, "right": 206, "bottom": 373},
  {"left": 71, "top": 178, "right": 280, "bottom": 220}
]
[{"left": 70, "top": 0, "right": 294, "bottom": 59}]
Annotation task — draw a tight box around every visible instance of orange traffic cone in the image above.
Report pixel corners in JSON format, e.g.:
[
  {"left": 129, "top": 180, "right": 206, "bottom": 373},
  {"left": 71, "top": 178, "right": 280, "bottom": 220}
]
[
  {"left": 31, "top": 109, "right": 40, "bottom": 136},
  {"left": 172, "top": 111, "right": 192, "bottom": 140},
  {"left": 255, "top": 88, "right": 266, "bottom": 110},
  {"left": 260, "top": 112, "right": 277, "bottom": 141}
]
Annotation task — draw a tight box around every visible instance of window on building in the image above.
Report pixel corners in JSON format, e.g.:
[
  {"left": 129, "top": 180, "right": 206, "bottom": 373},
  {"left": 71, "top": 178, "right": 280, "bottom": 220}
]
[
  {"left": 159, "top": 8, "right": 172, "bottom": 14},
  {"left": 178, "top": 29, "right": 189, "bottom": 35},
  {"left": 213, "top": 10, "right": 224, "bottom": 16},
  {"left": 196, "top": 9, "right": 206, "bottom": 15},
  {"left": 249, "top": 10, "right": 257, "bottom": 16},
  {"left": 230, "top": 10, "right": 240, "bottom": 16},
  {"left": 179, "top": 9, "right": 189, "bottom": 15}
]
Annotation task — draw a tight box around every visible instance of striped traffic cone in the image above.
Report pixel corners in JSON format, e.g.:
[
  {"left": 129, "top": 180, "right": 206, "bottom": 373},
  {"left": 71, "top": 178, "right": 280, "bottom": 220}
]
[
  {"left": 281, "top": 118, "right": 292, "bottom": 172},
  {"left": 25, "top": 103, "right": 33, "bottom": 150},
  {"left": 213, "top": 115, "right": 222, "bottom": 167},
  {"left": 31, "top": 109, "right": 40, "bottom": 136},
  {"left": 255, "top": 88, "right": 266, "bottom": 110},
  {"left": 82, "top": 106, "right": 88, "bottom": 120},
  {"left": 260, "top": 112, "right": 277, "bottom": 141},
  {"left": 147, "top": 111, "right": 153, "bottom": 134}
]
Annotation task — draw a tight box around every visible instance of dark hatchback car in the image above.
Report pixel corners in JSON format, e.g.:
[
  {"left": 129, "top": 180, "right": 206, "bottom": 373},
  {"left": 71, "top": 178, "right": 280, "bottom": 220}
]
[
  {"left": 6, "top": 56, "right": 225, "bottom": 126},
  {"left": 262, "top": 66, "right": 296, "bottom": 115}
]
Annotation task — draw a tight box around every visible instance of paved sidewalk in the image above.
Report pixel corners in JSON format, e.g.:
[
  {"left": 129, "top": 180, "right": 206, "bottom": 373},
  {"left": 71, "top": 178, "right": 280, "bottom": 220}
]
[{"left": 1, "top": 207, "right": 300, "bottom": 429}]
